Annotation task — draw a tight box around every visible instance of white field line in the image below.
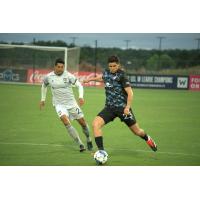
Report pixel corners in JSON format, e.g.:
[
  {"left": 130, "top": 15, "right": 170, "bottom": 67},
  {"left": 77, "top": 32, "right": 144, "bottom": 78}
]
[
  {"left": 0, "top": 142, "right": 200, "bottom": 158},
  {"left": 0, "top": 142, "right": 65, "bottom": 147}
]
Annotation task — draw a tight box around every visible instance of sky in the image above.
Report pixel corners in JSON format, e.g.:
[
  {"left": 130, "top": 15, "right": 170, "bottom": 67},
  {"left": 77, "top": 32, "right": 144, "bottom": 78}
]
[{"left": 0, "top": 33, "right": 200, "bottom": 50}]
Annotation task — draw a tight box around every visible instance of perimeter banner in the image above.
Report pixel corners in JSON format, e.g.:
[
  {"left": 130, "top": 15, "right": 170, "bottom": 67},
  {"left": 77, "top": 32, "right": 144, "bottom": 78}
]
[
  {"left": 127, "top": 74, "right": 189, "bottom": 89},
  {"left": 27, "top": 69, "right": 51, "bottom": 84},
  {"left": 0, "top": 68, "right": 27, "bottom": 82},
  {"left": 189, "top": 75, "right": 200, "bottom": 91}
]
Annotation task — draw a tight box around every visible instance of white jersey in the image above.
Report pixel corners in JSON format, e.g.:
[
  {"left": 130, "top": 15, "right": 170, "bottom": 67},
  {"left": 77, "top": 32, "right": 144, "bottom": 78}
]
[{"left": 41, "top": 71, "right": 83, "bottom": 108}]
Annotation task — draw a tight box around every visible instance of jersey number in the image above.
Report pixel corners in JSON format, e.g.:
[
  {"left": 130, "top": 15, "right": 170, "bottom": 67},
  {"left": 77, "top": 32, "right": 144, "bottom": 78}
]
[{"left": 76, "top": 108, "right": 82, "bottom": 115}]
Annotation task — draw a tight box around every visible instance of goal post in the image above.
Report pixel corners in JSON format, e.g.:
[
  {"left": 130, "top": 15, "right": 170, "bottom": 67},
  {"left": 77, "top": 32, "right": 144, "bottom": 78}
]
[{"left": 0, "top": 44, "right": 80, "bottom": 84}]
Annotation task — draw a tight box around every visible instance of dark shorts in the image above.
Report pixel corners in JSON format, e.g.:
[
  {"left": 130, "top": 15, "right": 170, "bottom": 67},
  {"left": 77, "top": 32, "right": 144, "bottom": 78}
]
[{"left": 97, "top": 106, "right": 137, "bottom": 127}]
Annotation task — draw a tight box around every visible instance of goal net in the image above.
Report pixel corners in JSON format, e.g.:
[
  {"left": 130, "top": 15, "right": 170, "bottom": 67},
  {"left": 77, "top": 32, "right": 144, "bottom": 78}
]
[{"left": 0, "top": 44, "right": 80, "bottom": 84}]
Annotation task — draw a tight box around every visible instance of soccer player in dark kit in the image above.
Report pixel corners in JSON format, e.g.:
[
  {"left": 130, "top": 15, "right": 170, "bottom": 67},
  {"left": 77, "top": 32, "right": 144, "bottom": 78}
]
[{"left": 83, "top": 55, "right": 157, "bottom": 152}]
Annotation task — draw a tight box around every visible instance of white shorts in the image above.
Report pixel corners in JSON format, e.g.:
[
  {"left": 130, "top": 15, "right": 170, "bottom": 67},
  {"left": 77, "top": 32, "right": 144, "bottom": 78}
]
[{"left": 55, "top": 104, "right": 84, "bottom": 120}]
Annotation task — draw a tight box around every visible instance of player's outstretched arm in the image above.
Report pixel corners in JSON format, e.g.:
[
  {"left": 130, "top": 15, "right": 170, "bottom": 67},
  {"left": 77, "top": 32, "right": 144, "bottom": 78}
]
[
  {"left": 78, "top": 98, "right": 84, "bottom": 106},
  {"left": 83, "top": 75, "right": 103, "bottom": 83},
  {"left": 74, "top": 79, "right": 85, "bottom": 106}
]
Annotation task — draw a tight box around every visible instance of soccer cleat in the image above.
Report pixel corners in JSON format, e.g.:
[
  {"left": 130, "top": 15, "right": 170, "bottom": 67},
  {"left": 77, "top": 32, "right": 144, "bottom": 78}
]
[
  {"left": 146, "top": 136, "right": 157, "bottom": 152},
  {"left": 79, "top": 144, "right": 86, "bottom": 152},
  {"left": 87, "top": 141, "right": 93, "bottom": 151}
]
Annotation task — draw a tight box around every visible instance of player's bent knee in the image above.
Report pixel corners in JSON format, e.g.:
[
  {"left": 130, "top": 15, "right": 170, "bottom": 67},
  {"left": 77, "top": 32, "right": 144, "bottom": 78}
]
[{"left": 60, "top": 115, "right": 70, "bottom": 126}]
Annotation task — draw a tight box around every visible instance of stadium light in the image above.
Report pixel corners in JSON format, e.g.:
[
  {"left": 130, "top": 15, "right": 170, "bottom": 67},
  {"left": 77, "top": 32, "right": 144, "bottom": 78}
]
[
  {"left": 157, "top": 36, "right": 166, "bottom": 69},
  {"left": 124, "top": 40, "right": 131, "bottom": 49},
  {"left": 70, "top": 37, "right": 78, "bottom": 46},
  {"left": 195, "top": 38, "right": 200, "bottom": 50},
  {"left": 157, "top": 36, "right": 165, "bottom": 51},
  {"left": 94, "top": 40, "right": 98, "bottom": 79}
]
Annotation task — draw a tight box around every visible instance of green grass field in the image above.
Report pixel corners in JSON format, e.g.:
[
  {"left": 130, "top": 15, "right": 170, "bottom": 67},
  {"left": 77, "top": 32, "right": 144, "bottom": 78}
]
[{"left": 0, "top": 83, "right": 200, "bottom": 166}]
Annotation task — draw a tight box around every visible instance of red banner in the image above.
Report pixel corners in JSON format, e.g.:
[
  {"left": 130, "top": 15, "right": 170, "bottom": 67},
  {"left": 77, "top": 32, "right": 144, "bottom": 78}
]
[
  {"left": 27, "top": 69, "right": 103, "bottom": 86},
  {"left": 27, "top": 69, "right": 51, "bottom": 83},
  {"left": 189, "top": 75, "right": 200, "bottom": 91}
]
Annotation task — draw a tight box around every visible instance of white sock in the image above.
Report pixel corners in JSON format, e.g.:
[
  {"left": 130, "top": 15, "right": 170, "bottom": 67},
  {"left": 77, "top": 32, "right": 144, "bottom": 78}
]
[{"left": 65, "top": 124, "right": 83, "bottom": 146}]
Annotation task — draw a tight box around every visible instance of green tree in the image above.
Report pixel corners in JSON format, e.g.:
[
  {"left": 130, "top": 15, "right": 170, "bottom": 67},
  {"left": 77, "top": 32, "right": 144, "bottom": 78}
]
[
  {"left": 146, "top": 54, "right": 159, "bottom": 70},
  {"left": 146, "top": 54, "right": 175, "bottom": 70},
  {"left": 160, "top": 54, "right": 176, "bottom": 69}
]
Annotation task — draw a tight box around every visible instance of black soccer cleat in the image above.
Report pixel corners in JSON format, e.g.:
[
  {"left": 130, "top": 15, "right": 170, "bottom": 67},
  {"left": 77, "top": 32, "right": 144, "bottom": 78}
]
[
  {"left": 79, "top": 144, "right": 86, "bottom": 152},
  {"left": 146, "top": 136, "right": 157, "bottom": 152},
  {"left": 87, "top": 141, "right": 93, "bottom": 151}
]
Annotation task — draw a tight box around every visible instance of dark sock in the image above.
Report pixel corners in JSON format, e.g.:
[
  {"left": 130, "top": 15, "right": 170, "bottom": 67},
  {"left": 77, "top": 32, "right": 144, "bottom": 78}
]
[
  {"left": 140, "top": 133, "right": 148, "bottom": 141},
  {"left": 95, "top": 136, "right": 104, "bottom": 150}
]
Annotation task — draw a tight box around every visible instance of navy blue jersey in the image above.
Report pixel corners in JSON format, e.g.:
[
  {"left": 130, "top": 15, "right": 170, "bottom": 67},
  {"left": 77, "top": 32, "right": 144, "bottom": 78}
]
[{"left": 102, "top": 69, "right": 131, "bottom": 108}]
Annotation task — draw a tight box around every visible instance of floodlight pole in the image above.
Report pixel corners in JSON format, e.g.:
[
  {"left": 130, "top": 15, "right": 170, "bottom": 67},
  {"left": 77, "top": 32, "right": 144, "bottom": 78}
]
[
  {"left": 33, "top": 38, "right": 36, "bottom": 44},
  {"left": 124, "top": 40, "right": 131, "bottom": 73},
  {"left": 157, "top": 36, "right": 165, "bottom": 51},
  {"left": 64, "top": 48, "right": 68, "bottom": 71},
  {"left": 196, "top": 38, "right": 200, "bottom": 50},
  {"left": 70, "top": 37, "right": 78, "bottom": 46},
  {"left": 33, "top": 52, "right": 36, "bottom": 84},
  {"left": 94, "top": 40, "right": 98, "bottom": 78},
  {"left": 157, "top": 37, "right": 165, "bottom": 69},
  {"left": 124, "top": 40, "right": 131, "bottom": 49}
]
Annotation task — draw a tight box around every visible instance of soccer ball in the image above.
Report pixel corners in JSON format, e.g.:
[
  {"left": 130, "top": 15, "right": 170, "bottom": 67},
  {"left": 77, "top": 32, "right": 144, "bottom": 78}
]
[{"left": 94, "top": 150, "right": 108, "bottom": 165}]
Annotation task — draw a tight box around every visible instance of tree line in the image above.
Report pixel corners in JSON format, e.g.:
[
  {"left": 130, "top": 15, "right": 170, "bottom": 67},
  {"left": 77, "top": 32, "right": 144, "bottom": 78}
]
[{"left": 0, "top": 40, "right": 200, "bottom": 73}]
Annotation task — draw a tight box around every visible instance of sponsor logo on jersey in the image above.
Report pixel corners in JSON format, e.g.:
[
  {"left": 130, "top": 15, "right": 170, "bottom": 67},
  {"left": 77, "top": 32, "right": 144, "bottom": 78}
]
[
  {"left": 105, "top": 82, "right": 113, "bottom": 88},
  {"left": 112, "top": 75, "right": 119, "bottom": 81},
  {"left": 63, "top": 78, "right": 68, "bottom": 83}
]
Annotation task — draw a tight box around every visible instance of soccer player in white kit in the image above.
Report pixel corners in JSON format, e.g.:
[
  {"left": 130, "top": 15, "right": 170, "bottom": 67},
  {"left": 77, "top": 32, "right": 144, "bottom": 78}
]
[{"left": 40, "top": 58, "right": 93, "bottom": 152}]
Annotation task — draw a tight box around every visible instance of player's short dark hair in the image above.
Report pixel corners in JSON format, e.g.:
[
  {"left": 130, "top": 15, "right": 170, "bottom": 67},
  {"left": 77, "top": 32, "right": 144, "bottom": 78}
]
[
  {"left": 107, "top": 55, "right": 120, "bottom": 63},
  {"left": 55, "top": 58, "right": 65, "bottom": 65}
]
